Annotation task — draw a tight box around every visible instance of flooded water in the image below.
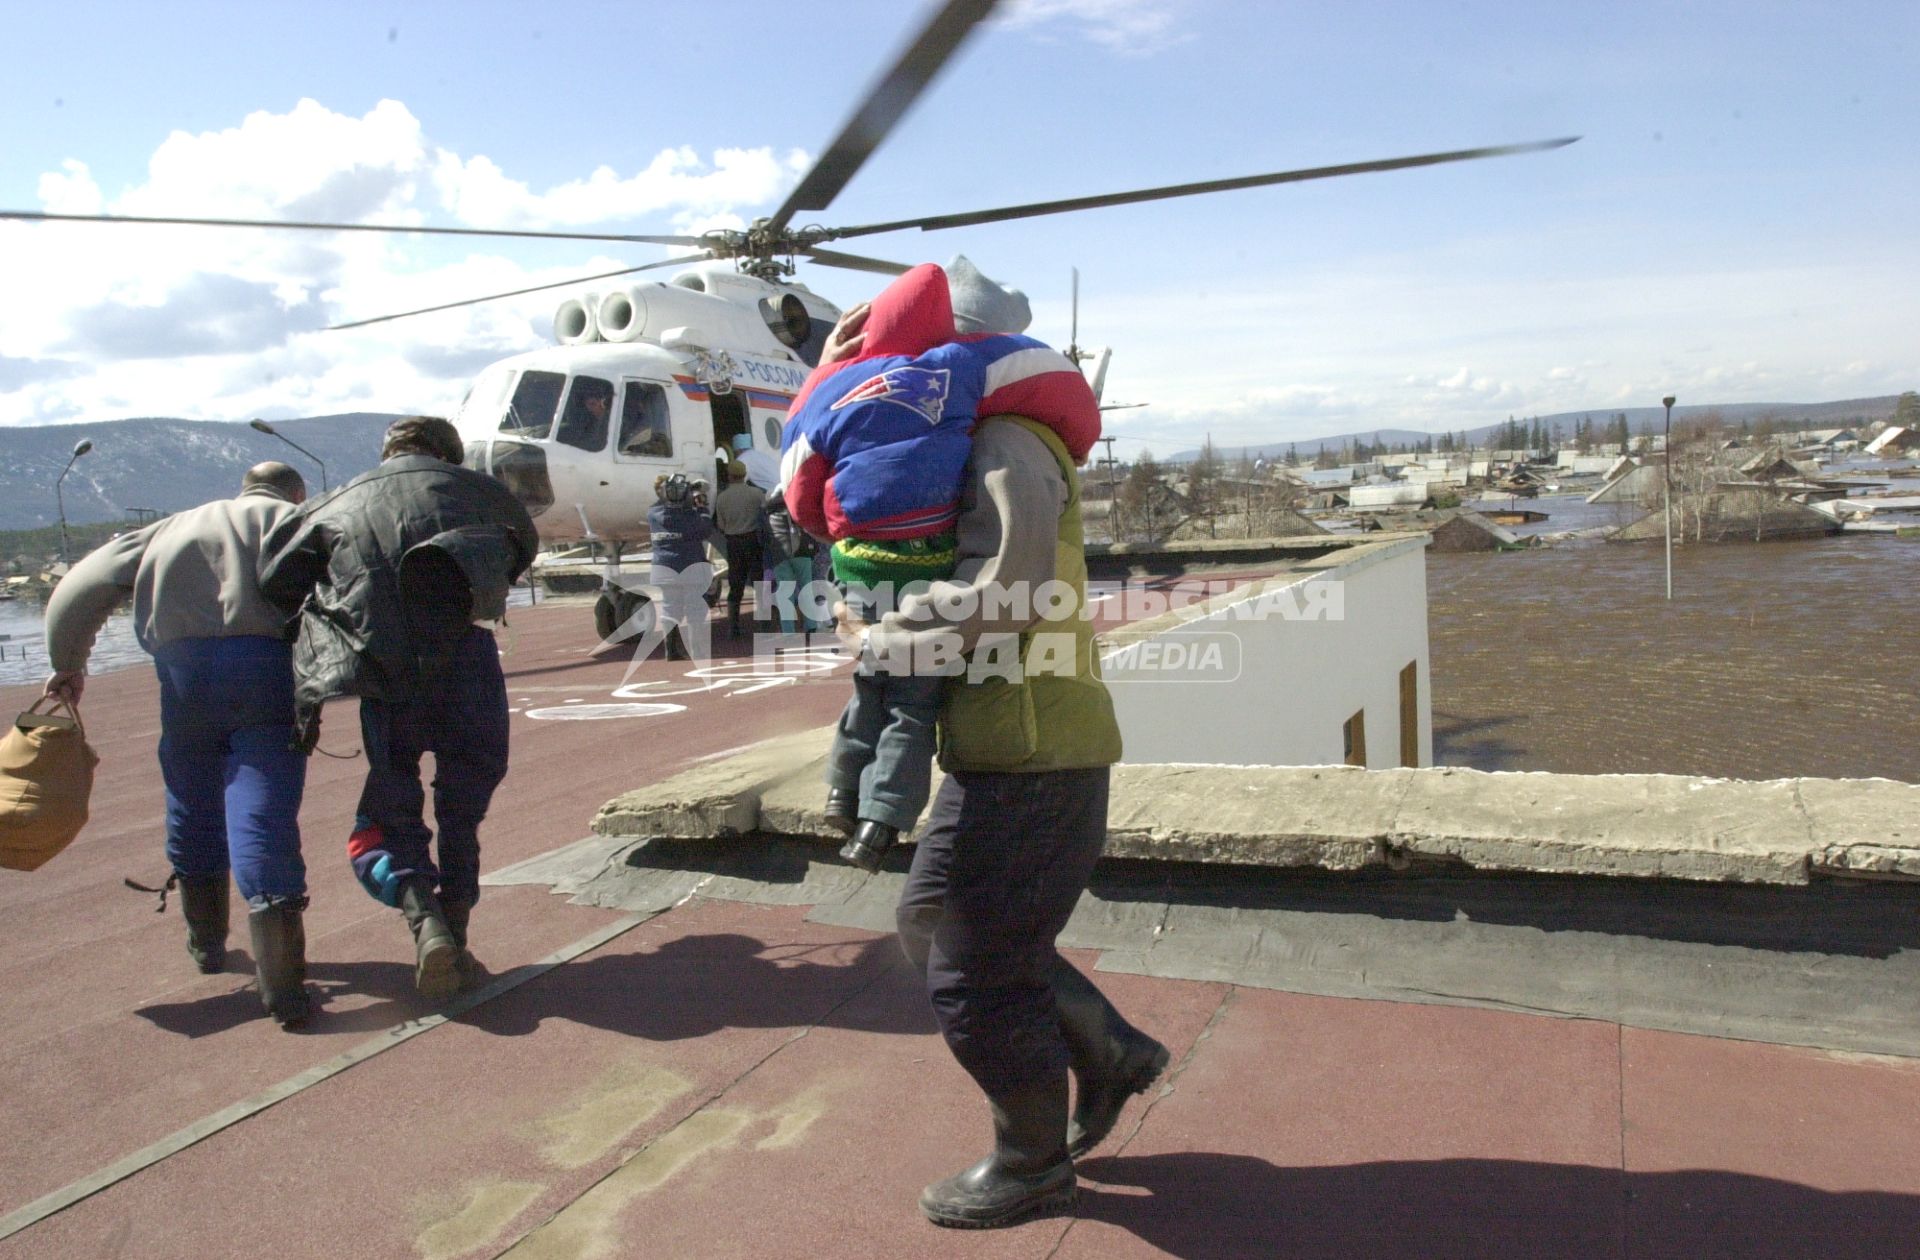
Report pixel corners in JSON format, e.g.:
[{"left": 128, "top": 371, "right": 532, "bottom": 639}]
[
  {"left": 1428, "top": 534, "right": 1920, "bottom": 781},
  {"left": 1465, "top": 492, "right": 1641, "bottom": 538},
  {"left": 0, "top": 597, "right": 147, "bottom": 688},
  {"left": 0, "top": 585, "right": 537, "bottom": 690}
]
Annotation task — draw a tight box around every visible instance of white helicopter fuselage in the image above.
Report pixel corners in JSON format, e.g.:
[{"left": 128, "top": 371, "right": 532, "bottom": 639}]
[{"left": 451, "top": 261, "right": 842, "bottom": 551}]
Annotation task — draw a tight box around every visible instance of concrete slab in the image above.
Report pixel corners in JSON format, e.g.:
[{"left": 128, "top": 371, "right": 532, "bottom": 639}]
[
  {"left": 1390, "top": 767, "right": 1816, "bottom": 884},
  {"left": 1054, "top": 987, "right": 1625, "bottom": 1260},
  {"left": 592, "top": 725, "right": 839, "bottom": 840},
  {"left": 1104, "top": 763, "right": 1398, "bottom": 867},
  {"left": 1620, "top": 1027, "right": 1920, "bottom": 1257},
  {"left": 1799, "top": 775, "right": 1920, "bottom": 876},
  {"left": 588, "top": 731, "right": 1920, "bottom": 888}
]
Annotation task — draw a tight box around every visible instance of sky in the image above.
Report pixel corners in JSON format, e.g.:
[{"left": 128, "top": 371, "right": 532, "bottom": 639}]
[{"left": 2, "top": 0, "right": 1914, "bottom": 456}]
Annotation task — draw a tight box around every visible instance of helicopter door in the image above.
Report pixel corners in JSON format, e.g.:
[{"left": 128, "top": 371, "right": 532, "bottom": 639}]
[
  {"left": 710, "top": 389, "right": 751, "bottom": 472},
  {"left": 612, "top": 380, "right": 676, "bottom": 463}
]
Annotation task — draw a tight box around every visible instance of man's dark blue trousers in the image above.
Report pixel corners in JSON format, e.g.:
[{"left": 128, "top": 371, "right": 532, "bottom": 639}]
[
  {"left": 350, "top": 626, "right": 509, "bottom": 908},
  {"left": 895, "top": 766, "right": 1111, "bottom": 1097}
]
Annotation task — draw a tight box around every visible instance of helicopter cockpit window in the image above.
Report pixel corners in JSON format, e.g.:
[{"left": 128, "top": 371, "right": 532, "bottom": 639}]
[
  {"left": 554, "top": 375, "right": 614, "bottom": 453},
  {"left": 617, "top": 383, "right": 674, "bottom": 458},
  {"left": 500, "top": 370, "right": 565, "bottom": 440}
]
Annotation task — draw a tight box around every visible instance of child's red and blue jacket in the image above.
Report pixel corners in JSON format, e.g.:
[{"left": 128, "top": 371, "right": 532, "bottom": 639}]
[{"left": 780, "top": 264, "right": 1100, "bottom": 543}]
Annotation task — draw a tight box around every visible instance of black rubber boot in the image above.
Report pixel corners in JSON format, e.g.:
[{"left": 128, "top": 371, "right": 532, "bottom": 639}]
[
  {"left": 920, "top": 1077, "right": 1076, "bottom": 1229},
  {"left": 838, "top": 819, "right": 898, "bottom": 873},
  {"left": 822, "top": 787, "right": 858, "bottom": 837},
  {"left": 441, "top": 898, "right": 481, "bottom": 987},
  {"left": 1055, "top": 961, "right": 1169, "bottom": 1157},
  {"left": 246, "top": 899, "right": 311, "bottom": 1029},
  {"left": 399, "top": 877, "right": 461, "bottom": 1002},
  {"left": 177, "top": 873, "right": 230, "bottom": 974},
  {"left": 664, "top": 625, "right": 690, "bottom": 661}
]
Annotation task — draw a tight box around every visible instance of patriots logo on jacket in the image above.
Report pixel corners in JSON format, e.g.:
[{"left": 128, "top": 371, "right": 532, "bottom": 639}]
[{"left": 830, "top": 366, "right": 951, "bottom": 426}]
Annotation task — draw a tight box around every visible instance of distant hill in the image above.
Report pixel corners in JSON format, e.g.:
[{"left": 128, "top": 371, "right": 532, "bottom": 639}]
[
  {"left": 1164, "top": 395, "right": 1904, "bottom": 463},
  {"left": 0, "top": 413, "right": 400, "bottom": 531}
]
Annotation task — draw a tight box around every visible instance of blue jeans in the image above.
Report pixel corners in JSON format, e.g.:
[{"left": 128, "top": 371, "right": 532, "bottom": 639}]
[
  {"left": 827, "top": 671, "right": 943, "bottom": 831},
  {"left": 154, "top": 636, "right": 307, "bottom": 907},
  {"left": 769, "top": 556, "right": 820, "bottom": 633},
  {"left": 349, "top": 627, "right": 509, "bottom": 908}
]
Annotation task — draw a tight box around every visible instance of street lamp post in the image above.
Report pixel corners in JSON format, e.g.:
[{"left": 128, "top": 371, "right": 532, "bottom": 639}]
[
  {"left": 55, "top": 439, "right": 94, "bottom": 568},
  {"left": 249, "top": 419, "right": 329, "bottom": 492},
  {"left": 1662, "top": 395, "right": 1676, "bottom": 601}
]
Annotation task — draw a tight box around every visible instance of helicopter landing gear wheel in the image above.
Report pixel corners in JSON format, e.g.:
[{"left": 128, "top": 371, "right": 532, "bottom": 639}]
[{"left": 594, "top": 588, "right": 654, "bottom": 645}]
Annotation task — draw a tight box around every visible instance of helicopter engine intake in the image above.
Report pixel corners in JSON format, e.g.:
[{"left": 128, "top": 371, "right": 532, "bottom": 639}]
[
  {"left": 553, "top": 292, "right": 602, "bottom": 345},
  {"left": 596, "top": 287, "right": 650, "bottom": 343}
]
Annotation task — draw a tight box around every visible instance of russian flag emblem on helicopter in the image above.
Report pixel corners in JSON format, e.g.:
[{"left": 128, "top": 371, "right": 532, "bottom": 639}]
[{"left": 830, "top": 365, "right": 952, "bottom": 426}]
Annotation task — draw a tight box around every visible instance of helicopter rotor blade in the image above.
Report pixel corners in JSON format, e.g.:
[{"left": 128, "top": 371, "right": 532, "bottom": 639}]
[
  {"left": 0, "top": 208, "right": 708, "bottom": 248},
  {"left": 326, "top": 254, "right": 714, "bottom": 331},
  {"left": 801, "top": 247, "right": 914, "bottom": 276},
  {"left": 765, "top": 0, "right": 999, "bottom": 233},
  {"left": 824, "top": 137, "right": 1581, "bottom": 240}
]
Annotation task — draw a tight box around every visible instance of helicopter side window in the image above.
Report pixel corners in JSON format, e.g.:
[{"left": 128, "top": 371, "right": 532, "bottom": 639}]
[
  {"left": 617, "top": 383, "right": 674, "bottom": 458},
  {"left": 554, "top": 375, "right": 614, "bottom": 453},
  {"left": 500, "top": 370, "right": 565, "bottom": 440}
]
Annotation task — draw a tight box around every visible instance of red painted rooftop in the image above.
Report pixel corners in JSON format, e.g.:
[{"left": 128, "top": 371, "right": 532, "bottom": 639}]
[{"left": 2, "top": 594, "right": 1918, "bottom": 1258}]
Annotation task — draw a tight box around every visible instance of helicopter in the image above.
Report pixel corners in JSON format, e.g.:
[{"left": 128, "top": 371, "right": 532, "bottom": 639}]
[{"left": 0, "top": 0, "right": 1575, "bottom": 644}]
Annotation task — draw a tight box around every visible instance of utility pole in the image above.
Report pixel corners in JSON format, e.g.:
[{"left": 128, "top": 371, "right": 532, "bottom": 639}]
[
  {"left": 1662, "top": 395, "right": 1676, "bottom": 600},
  {"left": 1098, "top": 436, "right": 1120, "bottom": 542}
]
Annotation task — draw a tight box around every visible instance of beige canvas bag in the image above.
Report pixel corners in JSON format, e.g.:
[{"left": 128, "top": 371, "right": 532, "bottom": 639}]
[{"left": 0, "top": 695, "right": 99, "bottom": 871}]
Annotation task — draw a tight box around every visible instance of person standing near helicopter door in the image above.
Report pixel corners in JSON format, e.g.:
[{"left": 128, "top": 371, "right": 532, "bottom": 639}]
[{"left": 712, "top": 460, "right": 767, "bottom": 636}]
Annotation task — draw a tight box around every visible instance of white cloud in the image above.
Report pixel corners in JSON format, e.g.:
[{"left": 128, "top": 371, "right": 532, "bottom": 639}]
[
  {"left": 431, "top": 144, "right": 802, "bottom": 229},
  {"left": 37, "top": 160, "right": 104, "bottom": 215},
  {"left": 1000, "top": 0, "right": 1196, "bottom": 55},
  {"left": 0, "top": 99, "right": 809, "bottom": 426}
]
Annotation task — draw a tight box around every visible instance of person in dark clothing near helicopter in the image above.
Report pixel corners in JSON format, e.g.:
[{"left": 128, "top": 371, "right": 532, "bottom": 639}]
[
  {"left": 260, "top": 416, "right": 537, "bottom": 1003},
  {"left": 711, "top": 460, "right": 766, "bottom": 636},
  {"left": 760, "top": 487, "right": 822, "bottom": 635},
  {"left": 649, "top": 472, "right": 721, "bottom": 661}
]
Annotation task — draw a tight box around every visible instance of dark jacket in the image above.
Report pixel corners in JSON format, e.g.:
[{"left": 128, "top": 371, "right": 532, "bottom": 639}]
[
  {"left": 759, "top": 489, "right": 815, "bottom": 568},
  {"left": 647, "top": 501, "right": 720, "bottom": 572},
  {"left": 259, "top": 455, "right": 538, "bottom": 746}
]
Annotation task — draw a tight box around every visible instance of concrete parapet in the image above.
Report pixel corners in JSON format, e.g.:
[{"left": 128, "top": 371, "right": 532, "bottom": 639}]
[{"left": 589, "top": 731, "right": 1920, "bottom": 887}]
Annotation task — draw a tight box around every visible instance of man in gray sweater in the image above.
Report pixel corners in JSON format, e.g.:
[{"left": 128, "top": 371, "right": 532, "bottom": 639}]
[{"left": 44, "top": 462, "right": 313, "bottom": 1028}]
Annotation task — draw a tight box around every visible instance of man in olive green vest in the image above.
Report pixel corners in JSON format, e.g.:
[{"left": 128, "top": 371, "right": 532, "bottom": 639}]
[{"left": 831, "top": 261, "right": 1168, "bottom": 1229}]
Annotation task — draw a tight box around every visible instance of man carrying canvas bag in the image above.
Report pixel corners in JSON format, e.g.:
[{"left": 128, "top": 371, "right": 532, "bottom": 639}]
[{"left": 42, "top": 461, "right": 312, "bottom": 1028}]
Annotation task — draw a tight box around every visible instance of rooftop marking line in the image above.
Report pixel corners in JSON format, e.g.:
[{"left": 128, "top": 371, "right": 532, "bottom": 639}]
[{"left": 0, "top": 911, "right": 656, "bottom": 1244}]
